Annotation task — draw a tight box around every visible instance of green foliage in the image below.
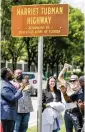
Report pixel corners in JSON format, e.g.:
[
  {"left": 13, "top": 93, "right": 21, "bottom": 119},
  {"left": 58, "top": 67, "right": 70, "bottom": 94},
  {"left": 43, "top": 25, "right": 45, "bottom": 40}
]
[
  {"left": 1, "top": 38, "right": 25, "bottom": 70},
  {"left": 73, "top": 71, "right": 84, "bottom": 77},
  {"left": 43, "top": 36, "right": 71, "bottom": 74},
  {"left": 26, "top": 123, "right": 74, "bottom": 132},
  {"left": 27, "top": 126, "right": 37, "bottom": 132},
  {"left": 12, "top": 0, "right": 60, "bottom": 5},
  {"left": 65, "top": 70, "right": 84, "bottom": 80},
  {"left": 23, "top": 37, "right": 38, "bottom": 71},
  {"left": 1, "top": 0, "right": 84, "bottom": 72},
  {"left": 68, "top": 6, "right": 84, "bottom": 70},
  {"left": 65, "top": 71, "right": 72, "bottom": 78},
  {"left": 1, "top": 40, "right": 11, "bottom": 61},
  {"left": 1, "top": 0, "right": 61, "bottom": 71}
]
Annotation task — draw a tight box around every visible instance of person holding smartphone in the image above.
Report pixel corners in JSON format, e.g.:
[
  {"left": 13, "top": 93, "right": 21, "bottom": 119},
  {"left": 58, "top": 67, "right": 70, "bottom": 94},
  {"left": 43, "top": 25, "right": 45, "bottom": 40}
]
[
  {"left": 1, "top": 68, "right": 26, "bottom": 132},
  {"left": 12, "top": 69, "right": 33, "bottom": 132}
]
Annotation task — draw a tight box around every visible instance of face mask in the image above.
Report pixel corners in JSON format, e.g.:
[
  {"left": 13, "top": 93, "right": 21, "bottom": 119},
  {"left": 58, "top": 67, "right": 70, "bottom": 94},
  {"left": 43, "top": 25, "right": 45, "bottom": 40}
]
[
  {"left": 16, "top": 74, "right": 23, "bottom": 81},
  {"left": 7, "top": 76, "right": 13, "bottom": 81}
]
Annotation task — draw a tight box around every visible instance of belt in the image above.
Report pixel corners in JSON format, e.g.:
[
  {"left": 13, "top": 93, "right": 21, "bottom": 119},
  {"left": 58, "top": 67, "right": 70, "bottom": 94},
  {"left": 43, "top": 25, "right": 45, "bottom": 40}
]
[{"left": 66, "top": 107, "right": 78, "bottom": 113}]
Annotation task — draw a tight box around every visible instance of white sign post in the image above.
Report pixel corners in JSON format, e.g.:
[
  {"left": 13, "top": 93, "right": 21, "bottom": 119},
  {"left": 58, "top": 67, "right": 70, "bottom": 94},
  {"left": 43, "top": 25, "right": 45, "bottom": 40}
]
[{"left": 37, "top": 36, "right": 43, "bottom": 132}]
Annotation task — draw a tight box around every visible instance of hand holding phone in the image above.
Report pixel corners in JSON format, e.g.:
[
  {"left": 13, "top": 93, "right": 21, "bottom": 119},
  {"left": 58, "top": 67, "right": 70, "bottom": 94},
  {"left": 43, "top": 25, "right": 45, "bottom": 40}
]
[{"left": 60, "top": 85, "right": 67, "bottom": 94}]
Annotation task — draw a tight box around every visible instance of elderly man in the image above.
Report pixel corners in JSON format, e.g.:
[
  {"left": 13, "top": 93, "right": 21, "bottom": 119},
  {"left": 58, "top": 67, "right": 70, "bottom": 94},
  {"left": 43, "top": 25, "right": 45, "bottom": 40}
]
[
  {"left": 58, "top": 64, "right": 82, "bottom": 132},
  {"left": 1, "top": 68, "right": 25, "bottom": 132}
]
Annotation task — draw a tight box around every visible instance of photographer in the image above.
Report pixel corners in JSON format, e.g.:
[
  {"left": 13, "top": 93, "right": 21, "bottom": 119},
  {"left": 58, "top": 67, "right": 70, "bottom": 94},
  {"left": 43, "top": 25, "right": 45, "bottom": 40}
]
[{"left": 1, "top": 68, "right": 26, "bottom": 132}]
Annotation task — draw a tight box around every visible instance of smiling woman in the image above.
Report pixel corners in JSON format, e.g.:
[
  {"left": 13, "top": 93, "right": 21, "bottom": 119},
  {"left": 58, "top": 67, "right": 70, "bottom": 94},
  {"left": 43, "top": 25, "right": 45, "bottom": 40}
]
[{"left": 42, "top": 76, "right": 65, "bottom": 132}]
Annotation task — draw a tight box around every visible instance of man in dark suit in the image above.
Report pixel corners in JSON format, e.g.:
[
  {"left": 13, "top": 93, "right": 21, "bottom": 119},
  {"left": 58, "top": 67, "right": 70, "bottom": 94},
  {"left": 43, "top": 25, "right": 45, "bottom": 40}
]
[{"left": 1, "top": 68, "right": 26, "bottom": 132}]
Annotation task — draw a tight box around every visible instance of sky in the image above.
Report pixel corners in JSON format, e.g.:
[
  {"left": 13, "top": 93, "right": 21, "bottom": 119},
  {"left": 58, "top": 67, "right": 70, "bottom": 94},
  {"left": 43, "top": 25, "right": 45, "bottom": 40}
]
[{"left": 60, "top": 0, "right": 85, "bottom": 13}]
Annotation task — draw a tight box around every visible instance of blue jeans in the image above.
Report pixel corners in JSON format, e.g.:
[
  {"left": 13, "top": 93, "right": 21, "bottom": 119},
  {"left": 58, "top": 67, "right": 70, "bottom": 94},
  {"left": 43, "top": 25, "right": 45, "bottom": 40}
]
[
  {"left": 13, "top": 113, "right": 30, "bottom": 132},
  {"left": 64, "top": 110, "right": 82, "bottom": 132}
]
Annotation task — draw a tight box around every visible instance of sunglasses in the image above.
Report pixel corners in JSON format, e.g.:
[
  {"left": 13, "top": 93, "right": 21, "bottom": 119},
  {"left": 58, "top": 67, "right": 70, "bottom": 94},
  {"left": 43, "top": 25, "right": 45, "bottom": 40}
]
[
  {"left": 48, "top": 76, "right": 56, "bottom": 80},
  {"left": 70, "top": 80, "right": 77, "bottom": 82}
]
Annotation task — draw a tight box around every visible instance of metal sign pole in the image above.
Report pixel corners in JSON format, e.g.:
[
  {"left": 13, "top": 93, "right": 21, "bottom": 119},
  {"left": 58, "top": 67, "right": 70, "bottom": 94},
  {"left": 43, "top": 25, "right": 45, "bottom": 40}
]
[{"left": 37, "top": 36, "right": 43, "bottom": 132}]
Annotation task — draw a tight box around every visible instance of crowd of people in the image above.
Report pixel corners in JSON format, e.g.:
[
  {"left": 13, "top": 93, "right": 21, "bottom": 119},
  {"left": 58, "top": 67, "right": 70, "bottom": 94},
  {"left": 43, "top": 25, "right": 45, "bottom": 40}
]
[
  {"left": 42, "top": 63, "right": 84, "bottom": 132},
  {"left": 0, "top": 63, "right": 84, "bottom": 132}
]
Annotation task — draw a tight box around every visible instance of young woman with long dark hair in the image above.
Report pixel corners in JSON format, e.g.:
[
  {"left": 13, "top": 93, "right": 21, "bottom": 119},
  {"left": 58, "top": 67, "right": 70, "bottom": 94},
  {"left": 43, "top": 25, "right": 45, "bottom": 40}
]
[{"left": 42, "top": 76, "right": 65, "bottom": 132}]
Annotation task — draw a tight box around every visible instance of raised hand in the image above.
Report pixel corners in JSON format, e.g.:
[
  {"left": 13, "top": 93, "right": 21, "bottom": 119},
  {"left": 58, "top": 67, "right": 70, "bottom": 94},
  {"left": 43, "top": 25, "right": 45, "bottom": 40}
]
[
  {"left": 64, "top": 63, "right": 72, "bottom": 69},
  {"left": 19, "top": 82, "right": 28, "bottom": 90},
  {"left": 60, "top": 85, "right": 67, "bottom": 94}
]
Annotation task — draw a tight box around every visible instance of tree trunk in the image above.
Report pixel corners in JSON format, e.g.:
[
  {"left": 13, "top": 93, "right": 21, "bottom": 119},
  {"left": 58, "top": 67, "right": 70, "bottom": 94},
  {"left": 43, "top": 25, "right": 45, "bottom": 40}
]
[
  {"left": 27, "top": 58, "right": 31, "bottom": 71},
  {"left": 25, "top": 38, "right": 31, "bottom": 71},
  {"left": 12, "top": 57, "right": 17, "bottom": 71},
  {"left": 80, "top": 63, "right": 84, "bottom": 72},
  {"left": 56, "top": 62, "right": 59, "bottom": 77},
  {"left": 50, "top": 64, "right": 54, "bottom": 75},
  {"left": 52, "top": 66, "right": 54, "bottom": 75}
]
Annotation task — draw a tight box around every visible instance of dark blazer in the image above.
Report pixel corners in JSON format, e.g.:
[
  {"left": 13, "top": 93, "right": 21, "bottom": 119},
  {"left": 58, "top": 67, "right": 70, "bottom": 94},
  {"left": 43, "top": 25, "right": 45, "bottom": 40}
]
[
  {"left": 1, "top": 79, "right": 22, "bottom": 121},
  {"left": 42, "top": 89, "right": 61, "bottom": 112}
]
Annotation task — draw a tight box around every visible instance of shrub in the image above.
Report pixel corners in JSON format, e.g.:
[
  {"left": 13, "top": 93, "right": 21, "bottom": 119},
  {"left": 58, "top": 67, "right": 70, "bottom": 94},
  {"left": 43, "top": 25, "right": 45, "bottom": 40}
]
[{"left": 73, "top": 71, "right": 84, "bottom": 77}]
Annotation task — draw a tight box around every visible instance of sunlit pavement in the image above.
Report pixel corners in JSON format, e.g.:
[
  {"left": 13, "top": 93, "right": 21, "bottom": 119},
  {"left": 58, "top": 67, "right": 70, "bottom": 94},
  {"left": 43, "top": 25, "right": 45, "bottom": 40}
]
[
  {"left": 29, "top": 97, "right": 37, "bottom": 128},
  {"left": 28, "top": 80, "right": 47, "bottom": 128}
]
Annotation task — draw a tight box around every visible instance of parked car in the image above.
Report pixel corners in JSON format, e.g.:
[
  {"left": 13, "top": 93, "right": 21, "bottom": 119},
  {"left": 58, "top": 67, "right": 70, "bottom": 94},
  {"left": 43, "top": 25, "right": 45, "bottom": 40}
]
[{"left": 22, "top": 72, "right": 46, "bottom": 96}]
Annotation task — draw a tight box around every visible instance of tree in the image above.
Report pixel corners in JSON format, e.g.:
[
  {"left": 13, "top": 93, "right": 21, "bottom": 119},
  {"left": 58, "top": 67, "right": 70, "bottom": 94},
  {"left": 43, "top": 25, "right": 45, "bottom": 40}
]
[
  {"left": 68, "top": 7, "right": 84, "bottom": 71},
  {"left": 23, "top": 37, "right": 38, "bottom": 71},
  {"left": 1, "top": 40, "right": 11, "bottom": 62},
  {"left": 1, "top": 0, "right": 60, "bottom": 71},
  {"left": 1, "top": 0, "right": 84, "bottom": 73},
  {"left": 43, "top": 6, "right": 84, "bottom": 74},
  {"left": 1, "top": 38, "right": 25, "bottom": 71},
  {"left": 21, "top": 0, "right": 60, "bottom": 71},
  {"left": 1, "top": 0, "right": 26, "bottom": 71},
  {"left": 43, "top": 36, "right": 71, "bottom": 75}
]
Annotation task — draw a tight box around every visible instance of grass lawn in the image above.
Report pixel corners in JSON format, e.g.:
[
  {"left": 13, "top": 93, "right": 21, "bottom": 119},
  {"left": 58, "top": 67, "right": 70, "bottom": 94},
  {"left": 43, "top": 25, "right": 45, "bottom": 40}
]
[
  {"left": 27, "top": 113, "right": 75, "bottom": 132},
  {"left": 27, "top": 123, "right": 66, "bottom": 132},
  {"left": 27, "top": 123, "right": 75, "bottom": 132}
]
